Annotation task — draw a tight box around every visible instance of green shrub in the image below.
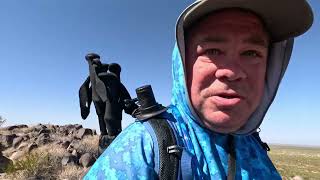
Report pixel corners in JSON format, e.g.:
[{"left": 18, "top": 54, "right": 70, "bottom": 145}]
[{"left": 5, "top": 152, "right": 60, "bottom": 179}]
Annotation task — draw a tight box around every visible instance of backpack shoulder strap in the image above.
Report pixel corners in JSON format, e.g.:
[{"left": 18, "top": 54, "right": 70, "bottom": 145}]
[{"left": 142, "top": 117, "right": 182, "bottom": 179}]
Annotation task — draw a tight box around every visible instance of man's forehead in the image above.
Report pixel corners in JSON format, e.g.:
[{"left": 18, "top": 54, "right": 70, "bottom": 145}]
[
  {"left": 186, "top": 9, "right": 270, "bottom": 46},
  {"left": 200, "top": 34, "right": 269, "bottom": 48}
]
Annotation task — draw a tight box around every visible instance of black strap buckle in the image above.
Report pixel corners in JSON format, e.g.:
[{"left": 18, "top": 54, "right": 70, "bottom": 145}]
[{"left": 167, "top": 145, "right": 183, "bottom": 158}]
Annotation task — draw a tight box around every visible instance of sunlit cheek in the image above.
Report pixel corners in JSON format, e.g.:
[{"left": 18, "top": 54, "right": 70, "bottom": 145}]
[{"left": 195, "top": 58, "right": 217, "bottom": 73}]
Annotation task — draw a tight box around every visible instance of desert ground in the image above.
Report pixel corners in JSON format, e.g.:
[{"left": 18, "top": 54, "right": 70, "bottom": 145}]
[
  {"left": 1, "top": 124, "right": 319, "bottom": 179},
  {"left": 269, "top": 145, "right": 320, "bottom": 180}
]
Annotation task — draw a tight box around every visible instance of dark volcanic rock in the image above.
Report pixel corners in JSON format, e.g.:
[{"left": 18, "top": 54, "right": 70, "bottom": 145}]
[
  {"left": 59, "top": 127, "right": 69, "bottom": 136},
  {"left": 72, "top": 149, "right": 80, "bottom": 159},
  {"left": 0, "top": 154, "right": 13, "bottom": 173},
  {"left": 61, "top": 140, "right": 71, "bottom": 149},
  {"left": 26, "top": 176, "right": 44, "bottom": 180},
  {"left": 12, "top": 136, "right": 24, "bottom": 148},
  {"left": 36, "top": 133, "right": 51, "bottom": 146},
  {"left": 38, "top": 128, "right": 51, "bottom": 135},
  {"left": 92, "top": 129, "right": 97, "bottom": 135},
  {"left": 34, "top": 124, "right": 48, "bottom": 131},
  {"left": 0, "top": 134, "right": 17, "bottom": 148},
  {"left": 69, "top": 139, "right": 81, "bottom": 150},
  {"left": 75, "top": 124, "right": 83, "bottom": 130},
  {"left": 76, "top": 128, "right": 93, "bottom": 139},
  {"left": 0, "top": 142, "right": 4, "bottom": 152},
  {"left": 0, "top": 123, "right": 99, "bottom": 176},
  {"left": 61, "top": 153, "right": 78, "bottom": 166},
  {"left": 66, "top": 139, "right": 82, "bottom": 153},
  {"left": 22, "top": 134, "right": 30, "bottom": 141},
  {"left": 6, "top": 124, "right": 28, "bottom": 131}
]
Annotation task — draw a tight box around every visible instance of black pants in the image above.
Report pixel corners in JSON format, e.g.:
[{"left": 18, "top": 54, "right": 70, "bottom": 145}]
[{"left": 94, "top": 101, "right": 122, "bottom": 136}]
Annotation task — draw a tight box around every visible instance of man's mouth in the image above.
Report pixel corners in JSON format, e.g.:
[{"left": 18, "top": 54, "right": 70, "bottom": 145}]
[
  {"left": 211, "top": 92, "right": 243, "bottom": 107},
  {"left": 218, "top": 93, "right": 242, "bottom": 99}
]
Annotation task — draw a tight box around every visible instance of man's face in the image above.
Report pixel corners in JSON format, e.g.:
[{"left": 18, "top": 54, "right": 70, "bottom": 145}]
[{"left": 185, "top": 10, "right": 269, "bottom": 133}]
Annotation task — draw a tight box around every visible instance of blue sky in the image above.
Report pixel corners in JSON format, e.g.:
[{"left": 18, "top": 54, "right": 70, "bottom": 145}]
[{"left": 0, "top": 0, "right": 319, "bottom": 146}]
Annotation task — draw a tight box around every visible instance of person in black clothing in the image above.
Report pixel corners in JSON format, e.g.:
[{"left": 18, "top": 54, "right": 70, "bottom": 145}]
[{"left": 79, "top": 54, "right": 137, "bottom": 150}]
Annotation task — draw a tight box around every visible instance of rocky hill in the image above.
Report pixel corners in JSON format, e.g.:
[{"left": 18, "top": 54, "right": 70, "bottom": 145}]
[{"left": 0, "top": 124, "right": 100, "bottom": 179}]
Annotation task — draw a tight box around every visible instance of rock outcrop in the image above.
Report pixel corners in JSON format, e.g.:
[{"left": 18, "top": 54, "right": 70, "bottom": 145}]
[{"left": 0, "top": 123, "right": 100, "bottom": 177}]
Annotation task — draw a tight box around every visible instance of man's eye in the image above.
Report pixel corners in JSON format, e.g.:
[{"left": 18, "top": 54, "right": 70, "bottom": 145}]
[
  {"left": 205, "top": 49, "right": 221, "bottom": 56},
  {"left": 241, "top": 50, "right": 261, "bottom": 57}
]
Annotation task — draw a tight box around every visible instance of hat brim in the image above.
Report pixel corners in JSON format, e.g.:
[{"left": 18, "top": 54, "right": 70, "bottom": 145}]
[{"left": 183, "top": 0, "right": 313, "bottom": 42}]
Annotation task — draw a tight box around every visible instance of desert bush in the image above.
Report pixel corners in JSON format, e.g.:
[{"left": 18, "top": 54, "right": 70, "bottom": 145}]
[{"left": 5, "top": 151, "right": 61, "bottom": 180}]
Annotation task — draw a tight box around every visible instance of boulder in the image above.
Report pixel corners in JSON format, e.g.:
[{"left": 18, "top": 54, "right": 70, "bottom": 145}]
[
  {"left": 75, "top": 124, "right": 83, "bottom": 130},
  {"left": 67, "top": 144, "right": 74, "bottom": 153},
  {"left": 58, "top": 127, "right": 69, "bottom": 136},
  {"left": 72, "top": 149, "right": 80, "bottom": 158},
  {"left": 12, "top": 136, "right": 24, "bottom": 148},
  {"left": 61, "top": 153, "right": 78, "bottom": 166},
  {"left": 0, "top": 154, "right": 13, "bottom": 173},
  {"left": 79, "top": 153, "right": 95, "bottom": 168},
  {"left": 0, "top": 142, "right": 4, "bottom": 152},
  {"left": 26, "top": 176, "right": 44, "bottom": 180},
  {"left": 36, "top": 133, "right": 51, "bottom": 146},
  {"left": 68, "top": 129, "right": 76, "bottom": 136},
  {"left": 0, "top": 134, "right": 17, "bottom": 148},
  {"left": 63, "top": 124, "right": 82, "bottom": 130},
  {"left": 59, "top": 124, "right": 72, "bottom": 134},
  {"left": 32, "top": 124, "right": 48, "bottom": 133},
  {"left": 4, "top": 124, "right": 28, "bottom": 131},
  {"left": 38, "top": 128, "right": 51, "bottom": 135},
  {"left": 92, "top": 129, "right": 97, "bottom": 135},
  {"left": 76, "top": 128, "right": 93, "bottom": 139},
  {"left": 61, "top": 140, "right": 71, "bottom": 149},
  {"left": 22, "top": 135, "right": 30, "bottom": 141},
  {"left": 69, "top": 139, "right": 81, "bottom": 150}
]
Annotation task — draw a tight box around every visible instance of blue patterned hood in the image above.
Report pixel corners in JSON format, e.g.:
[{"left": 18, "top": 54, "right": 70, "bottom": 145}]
[{"left": 172, "top": 2, "right": 294, "bottom": 135}]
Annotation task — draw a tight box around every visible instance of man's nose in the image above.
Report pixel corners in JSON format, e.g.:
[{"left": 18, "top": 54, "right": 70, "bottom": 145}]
[{"left": 215, "top": 63, "right": 247, "bottom": 81}]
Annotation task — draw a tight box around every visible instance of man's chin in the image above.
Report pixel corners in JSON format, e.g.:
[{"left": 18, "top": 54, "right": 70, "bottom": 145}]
[{"left": 201, "top": 114, "right": 245, "bottom": 134}]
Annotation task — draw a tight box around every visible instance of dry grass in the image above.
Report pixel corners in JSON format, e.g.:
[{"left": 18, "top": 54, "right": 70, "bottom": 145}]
[
  {"left": 5, "top": 151, "right": 60, "bottom": 180},
  {"left": 269, "top": 145, "right": 320, "bottom": 180},
  {"left": 77, "top": 135, "right": 99, "bottom": 157},
  {"left": 58, "top": 165, "right": 87, "bottom": 180},
  {"left": 37, "top": 143, "right": 68, "bottom": 158},
  {"left": 2, "top": 135, "right": 99, "bottom": 180}
]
